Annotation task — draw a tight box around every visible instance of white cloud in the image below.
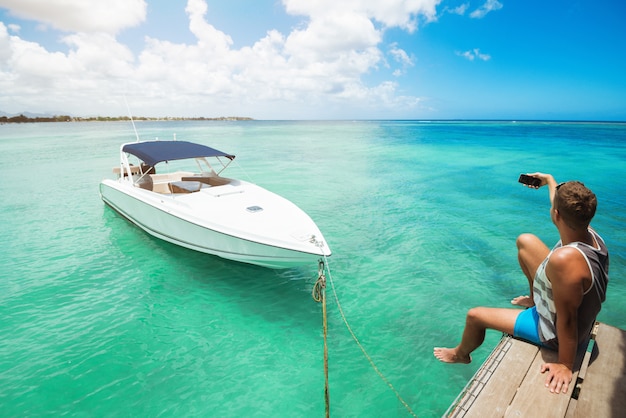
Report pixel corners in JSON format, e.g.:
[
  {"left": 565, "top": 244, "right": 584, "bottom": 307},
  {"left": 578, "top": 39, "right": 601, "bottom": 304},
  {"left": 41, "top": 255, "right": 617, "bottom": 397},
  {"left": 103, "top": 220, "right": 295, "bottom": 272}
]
[
  {"left": 456, "top": 48, "right": 491, "bottom": 61},
  {"left": 283, "top": 0, "right": 440, "bottom": 32},
  {"left": 389, "top": 44, "right": 413, "bottom": 66},
  {"left": 63, "top": 33, "right": 135, "bottom": 77},
  {"left": 0, "top": 22, "right": 12, "bottom": 62},
  {"left": 388, "top": 43, "right": 414, "bottom": 76},
  {"left": 284, "top": 12, "right": 381, "bottom": 63},
  {"left": 445, "top": 3, "right": 469, "bottom": 15},
  {"left": 185, "top": 0, "right": 233, "bottom": 52},
  {"left": 470, "top": 0, "right": 503, "bottom": 19},
  {"left": 0, "top": 0, "right": 146, "bottom": 34},
  {"left": 0, "top": 0, "right": 442, "bottom": 118}
]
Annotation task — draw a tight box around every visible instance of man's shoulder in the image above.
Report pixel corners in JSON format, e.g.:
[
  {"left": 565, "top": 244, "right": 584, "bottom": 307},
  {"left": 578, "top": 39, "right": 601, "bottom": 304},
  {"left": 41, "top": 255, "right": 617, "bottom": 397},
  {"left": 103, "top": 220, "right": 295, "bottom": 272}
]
[
  {"left": 551, "top": 246, "right": 583, "bottom": 261},
  {"left": 547, "top": 247, "right": 590, "bottom": 281}
]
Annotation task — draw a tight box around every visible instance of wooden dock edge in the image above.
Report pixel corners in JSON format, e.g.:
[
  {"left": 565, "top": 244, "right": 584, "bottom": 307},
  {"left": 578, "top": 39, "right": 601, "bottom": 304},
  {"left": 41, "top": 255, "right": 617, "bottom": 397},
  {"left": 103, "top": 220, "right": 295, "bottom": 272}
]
[{"left": 444, "top": 322, "right": 626, "bottom": 418}]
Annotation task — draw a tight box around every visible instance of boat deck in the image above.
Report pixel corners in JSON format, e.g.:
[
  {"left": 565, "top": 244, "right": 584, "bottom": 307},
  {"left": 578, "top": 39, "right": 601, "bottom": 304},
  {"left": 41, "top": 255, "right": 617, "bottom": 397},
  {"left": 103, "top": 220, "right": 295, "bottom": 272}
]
[
  {"left": 446, "top": 322, "right": 626, "bottom": 418},
  {"left": 112, "top": 166, "right": 233, "bottom": 194}
]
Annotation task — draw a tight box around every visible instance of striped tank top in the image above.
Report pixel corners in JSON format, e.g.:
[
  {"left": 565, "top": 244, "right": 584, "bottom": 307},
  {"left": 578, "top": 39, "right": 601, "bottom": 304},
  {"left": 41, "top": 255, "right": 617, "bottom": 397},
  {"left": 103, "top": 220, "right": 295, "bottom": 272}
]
[{"left": 532, "top": 229, "right": 609, "bottom": 347}]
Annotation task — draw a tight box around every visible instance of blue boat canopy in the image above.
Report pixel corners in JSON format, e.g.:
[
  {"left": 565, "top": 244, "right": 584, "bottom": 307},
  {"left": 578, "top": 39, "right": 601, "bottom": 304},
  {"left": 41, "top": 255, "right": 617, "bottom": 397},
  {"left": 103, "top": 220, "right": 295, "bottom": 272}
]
[{"left": 122, "top": 141, "right": 235, "bottom": 166}]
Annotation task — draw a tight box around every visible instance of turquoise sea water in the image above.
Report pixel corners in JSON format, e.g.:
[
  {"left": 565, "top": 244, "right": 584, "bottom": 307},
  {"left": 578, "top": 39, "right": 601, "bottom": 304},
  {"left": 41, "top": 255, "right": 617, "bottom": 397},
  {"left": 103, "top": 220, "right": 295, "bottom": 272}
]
[{"left": 1, "top": 120, "right": 625, "bottom": 417}]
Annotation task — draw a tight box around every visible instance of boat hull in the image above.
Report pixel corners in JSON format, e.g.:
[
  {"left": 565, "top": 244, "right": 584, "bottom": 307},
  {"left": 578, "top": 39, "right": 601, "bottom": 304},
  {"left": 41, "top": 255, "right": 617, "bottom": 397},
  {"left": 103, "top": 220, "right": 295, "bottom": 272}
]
[{"left": 99, "top": 180, "right": 330, "bottom": 269}]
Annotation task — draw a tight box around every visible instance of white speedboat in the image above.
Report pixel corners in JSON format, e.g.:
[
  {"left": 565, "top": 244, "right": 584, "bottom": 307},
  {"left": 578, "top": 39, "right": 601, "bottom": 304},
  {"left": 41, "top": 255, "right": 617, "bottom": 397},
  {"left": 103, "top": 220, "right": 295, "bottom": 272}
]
[{"left": 99, "top": 139, "right": 331, "bottom": 268}]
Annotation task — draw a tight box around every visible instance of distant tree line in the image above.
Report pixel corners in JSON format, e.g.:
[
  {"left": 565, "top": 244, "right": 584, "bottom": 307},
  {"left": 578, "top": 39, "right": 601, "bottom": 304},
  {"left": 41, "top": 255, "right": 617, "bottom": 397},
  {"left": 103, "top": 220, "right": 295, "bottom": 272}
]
[
  {"left": 0, "top": 115, "right": 253, "bottom": 124},
  {"left": 1, "top": 114, "right": 73, "bottom": 123}
]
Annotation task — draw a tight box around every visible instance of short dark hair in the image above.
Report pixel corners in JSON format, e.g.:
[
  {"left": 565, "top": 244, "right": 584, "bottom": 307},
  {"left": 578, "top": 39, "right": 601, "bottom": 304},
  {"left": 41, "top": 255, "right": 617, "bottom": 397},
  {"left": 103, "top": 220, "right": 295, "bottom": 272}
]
[{"left": 554, "top": 181, "right": 597, "bottom": 230}]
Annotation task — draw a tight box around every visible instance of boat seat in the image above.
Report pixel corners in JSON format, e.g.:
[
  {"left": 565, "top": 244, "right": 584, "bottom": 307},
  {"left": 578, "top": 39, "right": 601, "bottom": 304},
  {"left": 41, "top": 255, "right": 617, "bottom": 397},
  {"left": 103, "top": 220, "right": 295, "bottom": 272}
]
[
  {"left": 140, "top": 164, "right": 156, "bottom": 175},
  {"left": 136, "top": 175, "right": 153, "bottom": 190},
  {"left": 181, "top": 176, "right": 230, "bottom": 186},
  {"left": 112, "top": 165, "right": 141, "bottom": 175},
  {"left": 168, "top": 181, "right": 203, "bottom": 194}
]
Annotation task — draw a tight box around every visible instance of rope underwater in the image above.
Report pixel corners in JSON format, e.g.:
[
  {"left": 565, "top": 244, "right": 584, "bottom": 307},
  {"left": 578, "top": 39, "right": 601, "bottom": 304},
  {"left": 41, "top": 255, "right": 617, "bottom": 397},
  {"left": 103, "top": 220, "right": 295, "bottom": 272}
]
[
  {"left": 314, "top": 256, "right": 418, "bottom": 418},
  {"left": 313, "top": 260, "right": 330, "bottom": 418}
]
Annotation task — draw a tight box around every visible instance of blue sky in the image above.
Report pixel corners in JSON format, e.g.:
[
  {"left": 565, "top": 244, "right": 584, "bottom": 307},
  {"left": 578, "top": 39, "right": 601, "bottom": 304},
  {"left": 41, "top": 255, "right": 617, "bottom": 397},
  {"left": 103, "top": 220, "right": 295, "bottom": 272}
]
[{"left": 0, "top": 0, "right": 624, "bottom": 120}]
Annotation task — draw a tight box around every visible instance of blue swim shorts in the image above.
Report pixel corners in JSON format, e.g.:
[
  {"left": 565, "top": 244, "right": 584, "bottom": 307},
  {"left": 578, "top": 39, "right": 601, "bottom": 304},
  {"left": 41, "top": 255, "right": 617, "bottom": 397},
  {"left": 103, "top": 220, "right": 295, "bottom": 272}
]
[{"left": 513, "top": 306, "right": 543, "bottom": 346}]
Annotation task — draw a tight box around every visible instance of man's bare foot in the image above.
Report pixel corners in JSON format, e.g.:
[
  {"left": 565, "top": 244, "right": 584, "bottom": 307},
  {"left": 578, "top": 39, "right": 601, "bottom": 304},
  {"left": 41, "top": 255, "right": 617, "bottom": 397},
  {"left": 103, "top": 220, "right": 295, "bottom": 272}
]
[
  {"left": 511, "top": 295, "right": 534, "bottom": 308},
  {"left": 433, "top": 347, "right": 471, "bottom": 364}
]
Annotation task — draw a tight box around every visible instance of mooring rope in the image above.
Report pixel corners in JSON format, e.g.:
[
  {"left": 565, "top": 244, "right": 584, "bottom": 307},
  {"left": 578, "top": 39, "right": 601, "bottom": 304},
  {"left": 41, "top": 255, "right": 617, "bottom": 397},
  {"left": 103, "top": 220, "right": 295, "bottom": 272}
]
[
  {"left": 315, "top": 256, "right": 418, "bottom": 418},
  {"left": 313, "top": 260, "right": 330, "bottom": 418}
]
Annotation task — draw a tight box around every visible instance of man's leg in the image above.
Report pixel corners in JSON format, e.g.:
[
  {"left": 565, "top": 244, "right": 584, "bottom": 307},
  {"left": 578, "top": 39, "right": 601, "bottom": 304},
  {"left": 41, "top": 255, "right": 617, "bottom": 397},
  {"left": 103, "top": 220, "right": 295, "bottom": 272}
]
[
  {"left": 512, "top": 234, "right": 550, "bottom": 307},
  {"left": 434, "top": 307, "right": 522, "bottom": 363}
]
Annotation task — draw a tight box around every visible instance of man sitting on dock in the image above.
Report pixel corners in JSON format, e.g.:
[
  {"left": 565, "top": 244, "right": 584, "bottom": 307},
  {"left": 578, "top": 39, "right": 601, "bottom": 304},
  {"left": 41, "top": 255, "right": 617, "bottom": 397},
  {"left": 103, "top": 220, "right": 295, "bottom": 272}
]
[{"left": 434, "top": 173, "right": 609, "bottom": 395}]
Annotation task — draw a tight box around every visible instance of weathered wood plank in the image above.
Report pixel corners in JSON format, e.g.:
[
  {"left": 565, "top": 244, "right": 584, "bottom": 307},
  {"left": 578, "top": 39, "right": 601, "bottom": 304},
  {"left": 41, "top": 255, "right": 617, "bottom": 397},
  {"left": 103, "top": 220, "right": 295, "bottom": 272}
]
[
  {"left": 446, "top": 323, "right": 625, "bottom": 418},
  {"left": 573, "top": 323, "right": 626, "bottom": 418},
  {"left": 447, "top": 335, "right": 540, "bottom": 418},
  {"left": 471, "top": 339, "right": 540, "bottom": 418},
  {"left": 504, "top": 346, "right": 578, "bottom": 417},
  {"left": 564, "top": 323, "right": 598, "bottom": 418}
]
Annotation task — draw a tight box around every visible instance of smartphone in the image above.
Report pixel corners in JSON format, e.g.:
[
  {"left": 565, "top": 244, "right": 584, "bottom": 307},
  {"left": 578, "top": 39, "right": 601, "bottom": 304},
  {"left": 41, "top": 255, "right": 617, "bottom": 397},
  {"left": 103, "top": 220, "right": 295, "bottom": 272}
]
[{"left": 518, "top": 174, "right": 542, "bottom": 187}]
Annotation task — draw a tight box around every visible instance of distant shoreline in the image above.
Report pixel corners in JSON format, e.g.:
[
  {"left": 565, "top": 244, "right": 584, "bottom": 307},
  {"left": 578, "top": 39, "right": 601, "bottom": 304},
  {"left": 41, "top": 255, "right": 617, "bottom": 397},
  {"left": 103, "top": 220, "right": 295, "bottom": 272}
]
[
  {"left": 2, "top": 115, "right": 624, "bottom": 125},
  {"left": 0, "top": 115, "right": 254, "bottom": 124}
]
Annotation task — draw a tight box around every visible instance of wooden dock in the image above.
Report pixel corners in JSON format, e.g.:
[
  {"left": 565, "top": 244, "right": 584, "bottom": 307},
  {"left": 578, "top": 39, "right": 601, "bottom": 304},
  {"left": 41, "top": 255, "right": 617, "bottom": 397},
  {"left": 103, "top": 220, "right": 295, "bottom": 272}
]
[{"left": 445, "top": 322, "right": 626, "bottom": 418}]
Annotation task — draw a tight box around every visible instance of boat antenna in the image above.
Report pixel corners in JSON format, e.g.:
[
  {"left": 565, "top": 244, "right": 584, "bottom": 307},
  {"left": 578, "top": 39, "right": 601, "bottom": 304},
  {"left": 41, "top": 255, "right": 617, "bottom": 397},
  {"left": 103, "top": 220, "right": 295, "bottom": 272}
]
[{"left": 124, "top": 95, "right": 140, "bottom": 142}]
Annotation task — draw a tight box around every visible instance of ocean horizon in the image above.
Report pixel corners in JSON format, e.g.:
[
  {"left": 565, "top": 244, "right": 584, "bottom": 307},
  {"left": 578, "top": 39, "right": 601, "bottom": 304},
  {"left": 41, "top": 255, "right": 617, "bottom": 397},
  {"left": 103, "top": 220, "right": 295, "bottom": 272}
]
[
  {"left": 3, "top": 114, "right": 626, "bottom": 122},
  {"left": 1, "top": 120, "right": 625, "bottom": 417}
]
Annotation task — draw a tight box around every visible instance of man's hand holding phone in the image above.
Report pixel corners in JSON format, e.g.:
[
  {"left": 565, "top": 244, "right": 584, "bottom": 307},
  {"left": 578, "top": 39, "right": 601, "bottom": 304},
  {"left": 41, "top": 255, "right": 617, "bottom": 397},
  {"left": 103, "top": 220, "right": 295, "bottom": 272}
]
[{"left": 518, "top": 173, "right": 542, "bottom": 188}]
